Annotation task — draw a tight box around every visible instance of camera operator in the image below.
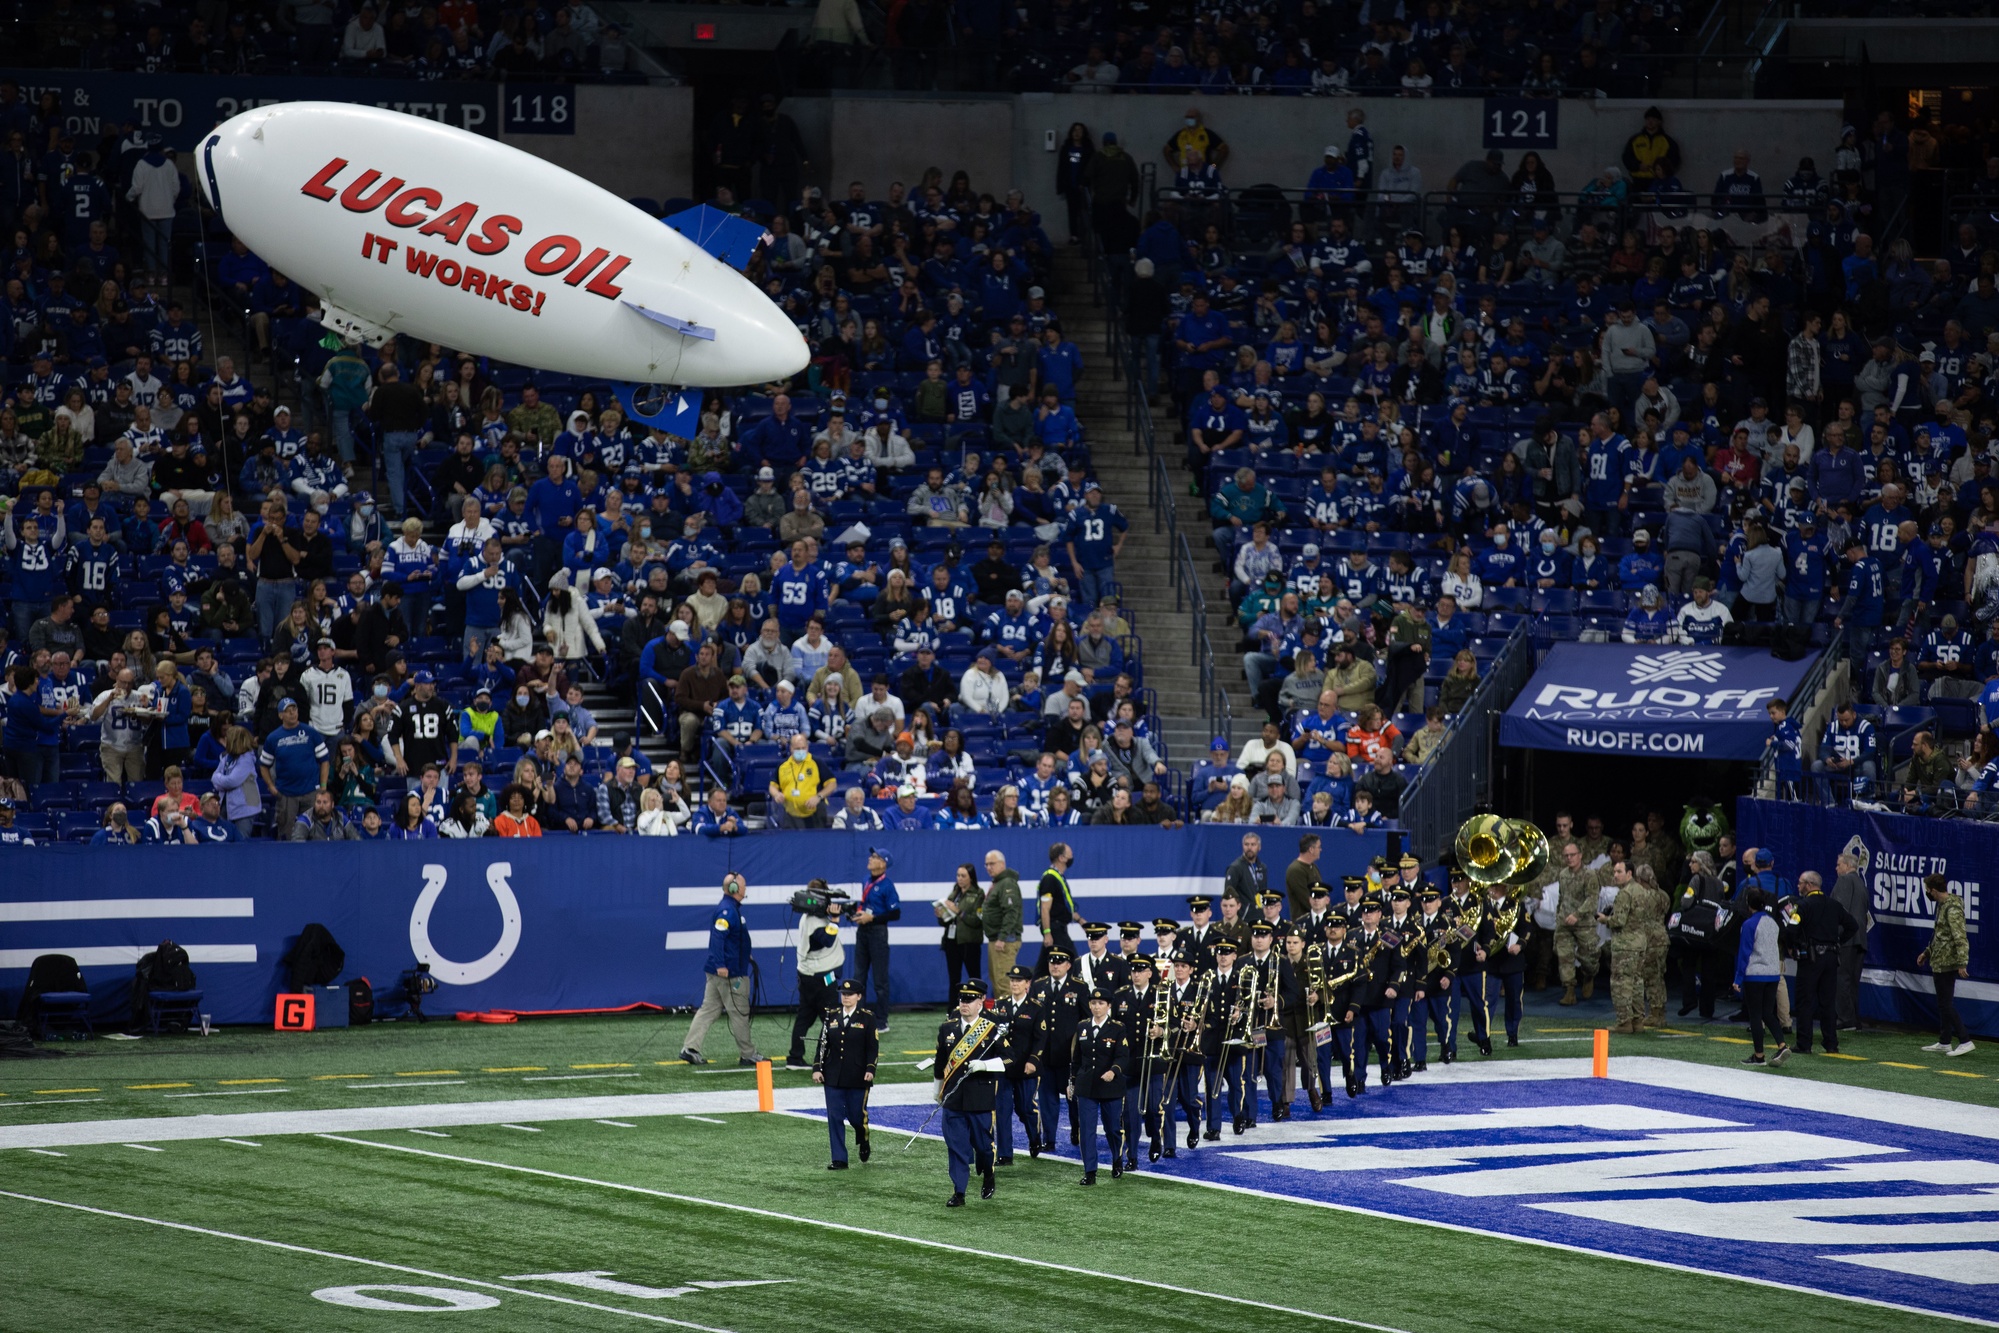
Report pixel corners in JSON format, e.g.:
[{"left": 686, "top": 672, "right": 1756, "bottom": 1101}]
[{"left": 786, "top": 878, "right": 849, "bottom": 1070}]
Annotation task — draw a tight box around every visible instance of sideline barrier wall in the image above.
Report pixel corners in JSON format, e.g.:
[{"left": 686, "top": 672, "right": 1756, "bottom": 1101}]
[{"left": 0, "top": 825, "right": 1390, "bottom": 1026}]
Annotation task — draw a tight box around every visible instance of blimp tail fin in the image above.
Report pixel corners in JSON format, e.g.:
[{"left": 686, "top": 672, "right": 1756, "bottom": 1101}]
[
  {"left": 662, "top": 205, "right": 771, "bottom": 273},
  {"left": 624, "top": 302, "right": 716, "bottom": 341},
  {"left": 614, "top": 383, "right": 704, "bottom": 438}
]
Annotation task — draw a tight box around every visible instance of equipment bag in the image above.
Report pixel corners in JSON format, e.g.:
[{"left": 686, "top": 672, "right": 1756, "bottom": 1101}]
[{"left": 284, "top": 923, "right": 346, "bottom": 990}]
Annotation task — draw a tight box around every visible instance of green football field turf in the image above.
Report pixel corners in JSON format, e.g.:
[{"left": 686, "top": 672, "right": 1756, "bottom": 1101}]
[{"left": 1, "top": 995, "right": 1991, "bottom": 1333}]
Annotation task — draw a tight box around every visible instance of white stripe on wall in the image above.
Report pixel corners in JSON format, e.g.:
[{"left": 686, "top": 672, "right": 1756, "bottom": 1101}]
[
  {"left": 665, "top": 874, "right": 1215, "bottom": 908},
  {"left": 0, "top": 944, "right": 259, "bottom": 969},
  {"left": 0, "top": 898, "right": 256, "bottom": 923},
  {"left": 1862, "top": 968, "right": 1999, "bottom": 1002}
]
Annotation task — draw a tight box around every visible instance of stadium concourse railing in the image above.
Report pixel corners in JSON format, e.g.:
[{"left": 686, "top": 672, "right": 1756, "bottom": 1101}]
[
  {"left": 1078, "top": 187, "right": 1235, "bottom": 756},
  {"left": 1395, "top": 620, "right": 1536, "bottom": 861}
]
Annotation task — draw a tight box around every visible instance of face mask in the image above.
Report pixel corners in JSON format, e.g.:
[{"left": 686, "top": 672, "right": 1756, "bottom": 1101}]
[
  {"left": 1184, "top": 116, "right": 1197, "bottom": 127},
  {"left": 373, "top": 684, "right": 389, "bottom": 699},
  {"left": 359, "top": 503, "right": 374, "bottom": 517},
  {"left": 1541, "top": 538, "right": 1557, "bottom": 553},
  {"left": 638, "top": 525, "right": 651, "bottom": 538},
  {"left": 1493, "top": 531, "right": 1509, "bottom": 547},
  {"left": 873, "top": 398, "right": 889, "bottom": 411},
  {"left": 516, "top": 693, "right": 530, "bottom": 706}
]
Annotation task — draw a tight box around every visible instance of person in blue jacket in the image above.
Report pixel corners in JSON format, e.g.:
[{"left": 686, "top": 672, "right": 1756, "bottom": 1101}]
[
  {"left": 854, "top": 846, "right": 902, "bottom": 1033},
  {"left": 678, "top": 871, "right": 765, "bottom": 1067},
  {"left": 1732, "top": 886, "right": 1791, "bottom": 1066},
  {"left": 150, "top": 659, "right": 193, "bottom": 777},
  {"left": 1617, "top": 529, "right": 1663, "bottom": 590},
  {"left": 1832, "top": 538, "right": 1885, "bottom": 661},
  {"left": 1782, "top": 512, "right": 1828, "bottom": 627}
]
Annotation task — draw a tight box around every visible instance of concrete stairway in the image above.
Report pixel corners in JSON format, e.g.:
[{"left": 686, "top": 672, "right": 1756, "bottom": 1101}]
[{"left": 1044, "top": 247, "right": 1224, "bottom": 772}]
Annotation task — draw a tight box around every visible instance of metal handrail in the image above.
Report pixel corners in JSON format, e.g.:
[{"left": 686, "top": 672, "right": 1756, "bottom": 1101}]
[
  {"left": 1394, "top": 621, "right": 1535, "bottom": 859},
  {"left": 1079, "top": 183, "right": 1230, "bottom": 749}
]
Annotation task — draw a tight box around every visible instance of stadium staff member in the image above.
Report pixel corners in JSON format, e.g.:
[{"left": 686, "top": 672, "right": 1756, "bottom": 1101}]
[
  {"left": 813, "top": 978, "right": 877, "bottom": 1170},
  {"left": 679, "top": 872, "right": 766, "bottom": 1067},
  {"left": 1790, "top": 870, "right": 1858, "bottom": 1056},
  {"left": 982, "top": 849, "right": 1024, "bottom": 981},
  {"left": 786, "top": 878, "right": 847, "bottom": 1070},
  {"left": 855, "top": 847, "right": 901, "bottom": 1033},
  {"left": 932, "top": 979, "right": 1006, "bottom": 1207},
  {"left": 1037, "top": 841, "right": 1079, "bottom": 973}
]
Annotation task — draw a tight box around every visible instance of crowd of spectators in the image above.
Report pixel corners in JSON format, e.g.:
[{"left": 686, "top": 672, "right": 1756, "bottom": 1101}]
[
  {"left": 1101, "top": 103, "right": 1999, "bottom": 820},
  {"left": 8, "top": 2, "right": 634, "bottom": 81},
  {"left": 0, "top": 102, "right": 1220, "bottom": 841}
]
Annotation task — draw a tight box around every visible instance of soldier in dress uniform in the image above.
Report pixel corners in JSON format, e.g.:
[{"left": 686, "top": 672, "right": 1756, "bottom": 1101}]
[
  {"left": 991, "top": 964, "right": 1046, "bottom": 1161},
  {"left": 1244, "top": 920, "right": 1287, "bottom": 1124},
  {"left": 1300, "top": 884, "right": 1336, "bottom": 939},
  {"left": 1112, "top": 955, "right": 1169, "bottom": 1166},
  {"left": 1213, "top": 893, "right": 1251, "bottom": 957},
  {"left": 1383, "top": 885, "right": 1422, "bottom": 1078},
  {"left": 1348, "top": 895, "right": 1403, "bottom": 1091},
  {"left": 1256, "top": 890, "right": 1288, "bottom": 932},
  {"left": 1317, "top": 916, "right": 1364, "bottom": 1097},
  {"left": 1163, "top": 950, "right": 1207, "bottom": 1153},
  {"left": 1117, "top": 920, "right": 1146, "bottom": 965},
  {"left": 932, "top": 979, "right": 1005, "bottom": 1207},
  {"left": 1444, "top": 869, "right": 1491, "bottom": 1056},
  {"left": 1181, "top": 896, "right": 1218, "bottom": 971},
  {"left": 1076, "top": 921, "right": 1130, "bottom": 995},
  {"left": 1276, "top": 924, "right": 1324, "bottom": 1114},
  {"left": 1069, "top": 988, "right": 1129, "bottom": 1184},
  {"left": 1031, "top": 948, "right": 1087, "bottom": 1149},
  {"left": 1334, "top": 876, "right": 1368, "bottom": 931},
  {"left": 1412, "top": 885, "right": 1458, "bottom": 1068},
  {"left": 1475, "top": 878, "right": 1535, "bottom": 1047},
  {"left": 1202, "top": 941, "right": 1246, "bottom": 1139},
  {"left": 815, "top": 978, "right": 879, "bottom": 1169},
  {"left": 1150, "top": 917, "right": 1182, "bottom": 965}
]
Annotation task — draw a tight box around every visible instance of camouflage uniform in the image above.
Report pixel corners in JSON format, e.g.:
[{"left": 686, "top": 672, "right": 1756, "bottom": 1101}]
[
  {"left": 1641, "top": 881, "right": 1671, "bottom": 1025},
  {"left": 1604, "top": 882, "right": 1648, "bottom": 1031},
  {"left": 1553, "top": 866, "right": 1610, "bottom": 996}
]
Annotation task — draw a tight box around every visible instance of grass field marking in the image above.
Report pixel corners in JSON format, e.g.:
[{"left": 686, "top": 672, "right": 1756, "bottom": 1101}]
[
  {"left": 595, "top": 1121, "right": 637, "bottom": 1128},
  {"left": 1708, "top": 1036, "right": 1754, "bottom": 1045},
  {"left": 408, "top": 1129, "right": 452, "bottom": 1138},
  {"left": 126, "top": 1083, "right": 192, "bottom": 1090},
  {"left": 1937, "top": 1071, "right": 1985, "bottom": 1079},
  {"left": 397, "top": 1070, "right": 461, "bottom": 1077},
  {"left": 0, "top": 1189, "right": 737, "bottom": 1332},
  {"left": 343, "top": 1081, "right": 467, "bottom": 1089},
  {"left": 689, "top": 1068, "right": 759, "bottom": 1077},
  {"left": 1821, "top": 1053, "right": 1868, "bottom": 1061},
  {"left": 1, "top": 1098, "right": 103, "bottom": 1109},
  {"left": 26, "top": 1149, "right": 64, "bottom": 1156},
  {"left": 319, "top": 1135, "right": 1418, "bottom": 1332},
  {"left": 524, "top": 1073, "right": 640, "bottom": 1082},
  {"left": 500, "top": 1124, "right": 544, "bottom": 1133},
  {"left": 220, "top": 1139, "right": 262, "bottom": 1148},
  {"left": 571, "top": 1063, "right": 636, "bottom": 1069},
  {"left": 1880, "top": 1062, "right": 1929, "bottom": 1070},
  {"left": 164, "top": 1089, "right": 293, "bottom": 1098},
  {"left": 218, "top": 1079, "right": 287, "bottom": 1086},
  {"left": 311, "top": 1074, "right": 373, "bottom": 1080},
  {"left": 683, "top": 1116, "right": 727, "bottom": 1125},
  {"left": 121, "top": 1144, "right": 163, "bottom": 1152},
  {"left": 34, "top": 1088, "right": 99, "bottom": 1094},
  {"left": 483, "top": 1067, "right": 547, "bottom": 1073}
]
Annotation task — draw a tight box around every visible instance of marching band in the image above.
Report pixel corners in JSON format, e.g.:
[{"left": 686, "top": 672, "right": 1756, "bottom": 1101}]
[{"left": 817, "top": 838, "right": 1547, "bottom": 1205}]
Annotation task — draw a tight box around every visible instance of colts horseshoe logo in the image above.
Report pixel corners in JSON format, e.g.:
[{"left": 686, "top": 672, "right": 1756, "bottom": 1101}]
[{"left": 409, "top": 862, "right": 522, "bottom": 985}]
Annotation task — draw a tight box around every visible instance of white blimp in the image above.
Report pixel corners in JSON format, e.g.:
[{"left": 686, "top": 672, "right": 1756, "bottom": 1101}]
[{"left": 196, "top": 101, "right": 807, "bottom": 434}]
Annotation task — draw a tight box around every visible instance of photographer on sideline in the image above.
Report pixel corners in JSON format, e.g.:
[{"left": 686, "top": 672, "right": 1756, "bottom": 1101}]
[
  {"left": 679, "top": 872, "right": 766, "bottom": 1067},
  {"left": 786, "top": 878, "right": 849, "bottom": 1070}
]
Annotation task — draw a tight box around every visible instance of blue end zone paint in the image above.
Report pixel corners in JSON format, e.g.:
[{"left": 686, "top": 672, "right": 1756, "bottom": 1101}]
[{"left": 814, "top": 1077, "right": 1999, "bottom": 1325}]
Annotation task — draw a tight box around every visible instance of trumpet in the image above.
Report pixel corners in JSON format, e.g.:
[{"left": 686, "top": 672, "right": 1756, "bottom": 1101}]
[{"left": 1160, "top": 973, "right": 1213, "bottom": 1101}]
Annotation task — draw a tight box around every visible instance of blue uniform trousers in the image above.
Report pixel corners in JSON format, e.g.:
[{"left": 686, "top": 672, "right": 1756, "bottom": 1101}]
[
  {"left": 1425, "top": 985, "right": 1457, "bottom": 1060},
  {"left": 1389, "top": 993, "right": 1414, "bottom": 1070},
  {"left": 1006, "top": 1073, "right": 1044, "bottom": 1152},
  {"left": 1360, "top": 1004, "right": 1395, "bottom": 1085},
  {"left": 941, "top": 1106, "right": 993, "bottom": 1193},
  {"left": 1455, "top": 970, "right": 1490, "bottom": 1048},
  {"left": 1484, "top": 971, "right": 1525, "bottom": 1041},
  {"left": 1123, "top": 1066, "right": 1164, "bottom": 1151},
  {"left": 1169, "top": 1060, "right": 1204, "bottom": 1134},
  {"left": 1077, "top": 1093, "right": 1123, "bottom": 1172},
  {"left": 1259, "top": 1031, "right": 1287, "bottom": 1114},
  {"left": 1209, "top": 1045, "right": 1253, "bottom": 1129},
  {"left": 824, "top": 1085, "right": 868, "bottom": 1163},
  {"left": 1035, "top": 1063, "right": 1072, "bottom": 1145}
]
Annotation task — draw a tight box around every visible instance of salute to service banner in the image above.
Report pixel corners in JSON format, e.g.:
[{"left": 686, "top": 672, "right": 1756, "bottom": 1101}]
[
  {"left": 1500, "top": 644, "right": 1820, "bottom": 760},
  {"left": 1737, "top": 799, "right": 1994, "bottom": 1037},
  {"left": 0, "top": 826, "right": 1390, "bottom": 1026}
]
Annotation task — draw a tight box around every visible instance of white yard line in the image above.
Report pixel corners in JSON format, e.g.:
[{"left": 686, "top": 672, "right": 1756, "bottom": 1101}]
[
  {"left": 220, "top": 1139, "right": 262, "bottom": 1148},
  {"left": 341, "top": 1081, "right": 466, "bottom": 1090},
  {"left": 683, "top": 1116, "right": 727, "bottom": 1126},
  {"left": 163, "top": 1089, "right": 292, "bottom": 1099},
  {"left": 0, "top": 1190, "right": 735, "bottom": 1332},
  {"left": 322, "top": 1134, "right": 1418, "bottom": 1332}
]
